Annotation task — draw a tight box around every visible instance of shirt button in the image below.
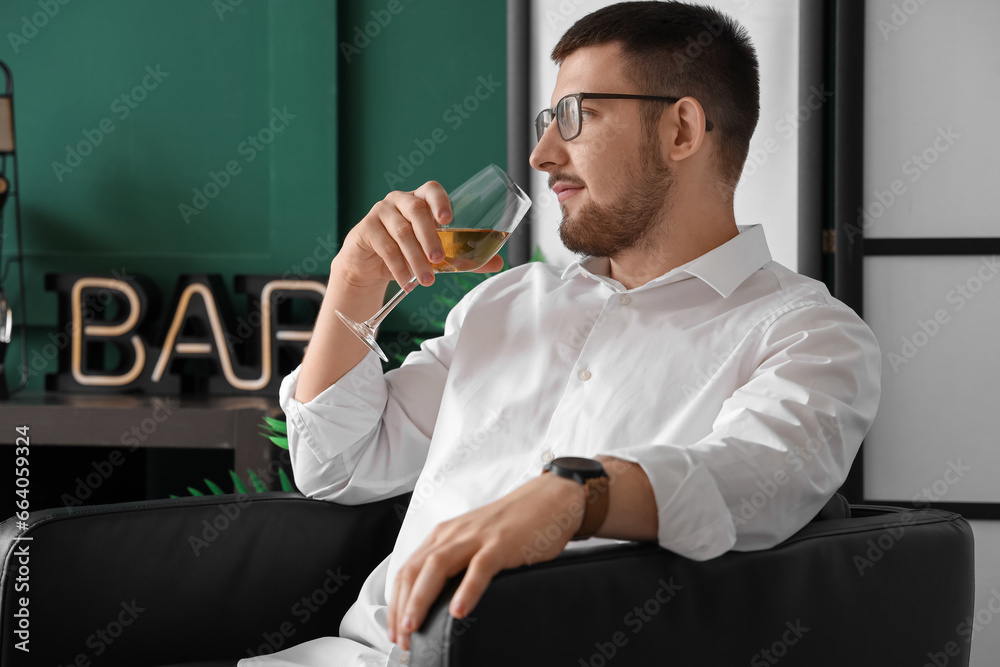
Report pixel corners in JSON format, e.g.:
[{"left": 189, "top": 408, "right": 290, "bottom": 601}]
[
  {"left": 619, "top": 294, "right": 631, "bottom": 305},
  {"left": 541, "top": 451, "right": 555, "bottom": 463},
  {"left": 578, "top": 369, "right": 592, "bottom": 381}
]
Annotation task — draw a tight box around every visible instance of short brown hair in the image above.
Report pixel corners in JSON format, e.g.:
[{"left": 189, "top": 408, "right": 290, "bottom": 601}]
[{"left": 552, "top": 1, "right": 760, "bottom": 189}]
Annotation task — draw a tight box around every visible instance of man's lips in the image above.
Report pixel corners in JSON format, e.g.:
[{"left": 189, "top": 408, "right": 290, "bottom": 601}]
[{"left": 552, "top": 182, "right": 584, "bottom": 202}]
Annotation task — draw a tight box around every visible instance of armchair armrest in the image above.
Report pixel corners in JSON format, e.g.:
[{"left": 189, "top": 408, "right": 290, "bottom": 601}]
[
  {"left": 0, "top": 492, "right": 407, "bottom": 667},
  {"left": 412, "top": 505, "right": 974, "bottom": 667}
]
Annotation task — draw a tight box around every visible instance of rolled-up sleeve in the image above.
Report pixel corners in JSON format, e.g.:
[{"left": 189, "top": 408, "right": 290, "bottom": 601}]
[
  {"left": 279, "top": 285, "right": 479, "bottom": 505},
  {"left": 608, "top": 302, "right": 882, "bottom": 561}
]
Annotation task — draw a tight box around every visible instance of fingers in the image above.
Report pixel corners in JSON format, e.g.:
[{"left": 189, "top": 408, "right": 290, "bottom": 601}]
[
  {"left": 364, "top": 208, "right": 422, "bottom": 290},
  {"left": 413, "top": 180, "right": 452, "bottom": 225},
  {"left": 474, "top": 254, "right": 504, "bottom": 274},
  {"left": 365, "top": 184, "right": 447, "bottom": 289},
  {"left": 449, "top": 549, "right": 502, "bottom": 619},
  {"left": 390, "top": 540, "right": 479, "bottom": 651},
  {"left": 397, "top": 553, "right": 458, "bottom": 648}
]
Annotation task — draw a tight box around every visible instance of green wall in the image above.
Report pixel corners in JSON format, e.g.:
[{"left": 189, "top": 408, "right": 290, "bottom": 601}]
[
  {"left": 336, "top": 0, "right": 508, "bottom": 339},
  {"left": 0, "top": 0, "right": 507, "bottom": 392}
]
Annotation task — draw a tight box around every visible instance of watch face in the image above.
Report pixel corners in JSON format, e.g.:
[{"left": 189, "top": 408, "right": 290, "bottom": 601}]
[{"left": 549, "top": 456, "right": 606, "bottom": 479}]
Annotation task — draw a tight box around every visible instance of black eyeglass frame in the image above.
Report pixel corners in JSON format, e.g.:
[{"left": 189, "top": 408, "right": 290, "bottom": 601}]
[{"left": 534, "top": 92, "right": 714, "bottom": 142}]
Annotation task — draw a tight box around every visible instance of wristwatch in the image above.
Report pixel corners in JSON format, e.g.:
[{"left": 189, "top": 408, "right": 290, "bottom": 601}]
[{"left": 541, "top": 456, "right": 610, "bottom": 540}]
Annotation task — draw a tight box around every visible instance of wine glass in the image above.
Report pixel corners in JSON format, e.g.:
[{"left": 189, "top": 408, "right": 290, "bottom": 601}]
[{"left": 335, "top": 163, "right": 532, "bottom": 362}]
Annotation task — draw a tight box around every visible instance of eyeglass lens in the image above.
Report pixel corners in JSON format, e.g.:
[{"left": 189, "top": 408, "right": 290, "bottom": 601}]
[{"left": 556, "top": 95, "right": 579, "bottom": 141}]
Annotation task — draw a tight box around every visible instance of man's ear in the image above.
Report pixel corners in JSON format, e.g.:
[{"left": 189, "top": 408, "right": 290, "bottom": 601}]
[{"left": 661, "top": 96, "right": 708, "bottom": 161}]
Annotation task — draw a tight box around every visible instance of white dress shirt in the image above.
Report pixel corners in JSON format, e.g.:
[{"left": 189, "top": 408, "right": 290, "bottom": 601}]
[{"left": 240, "top": 224, "right": 881, "bottom": 667}]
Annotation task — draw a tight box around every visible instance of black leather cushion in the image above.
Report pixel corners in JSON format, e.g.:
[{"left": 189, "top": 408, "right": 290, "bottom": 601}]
[{"left": 0, "top": 492, "right": 404, "bottom": 667}]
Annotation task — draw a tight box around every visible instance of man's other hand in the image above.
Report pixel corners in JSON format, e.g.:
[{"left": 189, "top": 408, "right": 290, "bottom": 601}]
[{"left": 386, "top": 472, "right": 586, "bottom": 651}]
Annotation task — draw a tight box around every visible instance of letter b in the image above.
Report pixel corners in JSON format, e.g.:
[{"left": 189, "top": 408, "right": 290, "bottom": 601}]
[
  {"left": 918, "top": 318, "right": 940, "bottom": 338},
  {"left": 757, "top": 477, "right": 778, "bottom": 498},
  {"left": 92, "top": 458, "right": 115, "bottom": 479},
  {"left": 874, "top": 188, "right": 895, "bottom": 209},
  {"left": 925, "top": 651, "right": 949, "bottom": 667},
  {"left": 372, "top": 8, "right": 392, "bottom": 26},
  {"left": 201, "top": 519, "right": 219, "bottom": 541},
  {"left": 83, "top": 127, "right": 105, "bottom": 147},
  {"left": 415, "top": 136, "right": 436, "bottom": 157},
  {"left": 39, "top": 0, "right": 61, "bottom": 17},
  {"left": 210, "top": 170, "right": 231, "bottom": 189}
]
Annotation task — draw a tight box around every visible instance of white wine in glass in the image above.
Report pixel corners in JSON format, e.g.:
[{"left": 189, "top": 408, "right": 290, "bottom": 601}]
[{"left": 335, "top": 164, "right": 531, "bottom": 361}]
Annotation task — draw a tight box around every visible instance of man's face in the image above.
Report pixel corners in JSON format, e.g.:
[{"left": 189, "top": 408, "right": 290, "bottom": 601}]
[{"left": 529, "top": 43, "right": 674, "bottom": 258}]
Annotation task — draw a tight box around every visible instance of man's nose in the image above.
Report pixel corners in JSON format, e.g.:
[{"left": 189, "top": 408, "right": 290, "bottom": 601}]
[{"left": 529, "top": 120, "right": 565, "bottom": 172}]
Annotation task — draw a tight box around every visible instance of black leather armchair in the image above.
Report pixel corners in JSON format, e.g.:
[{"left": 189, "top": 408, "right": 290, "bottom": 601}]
[{"left": 0, "top": 491, "right": 975, "bottom": 667}]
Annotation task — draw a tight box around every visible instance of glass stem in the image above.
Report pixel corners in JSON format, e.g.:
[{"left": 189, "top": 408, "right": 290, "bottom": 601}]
[{"left": 365, "top": 276, "right": 419, "bottom": 332}]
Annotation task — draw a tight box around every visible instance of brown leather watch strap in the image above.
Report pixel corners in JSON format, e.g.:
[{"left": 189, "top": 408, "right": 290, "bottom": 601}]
[{"left": 573, "top": 475, "right": 610, "bottom": 540}]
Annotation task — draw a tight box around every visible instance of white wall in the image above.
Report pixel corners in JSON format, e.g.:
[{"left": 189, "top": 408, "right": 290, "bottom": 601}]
[
  {"left": 529, "top": 0, "right": 801, "bottom": 271},
  {"left": 861, "top": 1, "right": 1000, "bottom": 665}
]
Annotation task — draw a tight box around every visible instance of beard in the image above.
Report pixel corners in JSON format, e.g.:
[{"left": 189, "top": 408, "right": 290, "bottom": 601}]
[{"left": 555, "top": 129, "right": 674, "bottom": 259}]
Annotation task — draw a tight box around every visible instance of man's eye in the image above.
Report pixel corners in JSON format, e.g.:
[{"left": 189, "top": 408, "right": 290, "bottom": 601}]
[{"left": 580, "top": 109, "right": 596, "bottom": 121}]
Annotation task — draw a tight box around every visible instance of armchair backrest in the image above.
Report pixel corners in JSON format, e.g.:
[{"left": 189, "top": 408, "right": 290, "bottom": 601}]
[{"left": 0, "top": 492, "right": 406, "bottom": 667}]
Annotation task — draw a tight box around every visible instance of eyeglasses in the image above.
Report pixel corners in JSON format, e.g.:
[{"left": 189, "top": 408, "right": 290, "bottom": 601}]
[{"left": 534, "top": 92, "right": 714, "bottom": 142}]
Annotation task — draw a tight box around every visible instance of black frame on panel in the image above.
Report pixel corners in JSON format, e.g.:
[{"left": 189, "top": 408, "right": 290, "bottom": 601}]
[
  {"left": 506, "top": 0, "right": 532, "bottom": 267},
  {"left": 832, "top": 0, "right": 1000, "bottom": 520},
  {"left": 832, "top": 0, "right": 866, "bottom": 504}
]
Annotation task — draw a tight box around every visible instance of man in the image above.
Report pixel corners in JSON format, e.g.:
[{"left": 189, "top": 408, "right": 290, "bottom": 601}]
[{"left": 241, "top": 2, "right": 880, "bottom": 665}]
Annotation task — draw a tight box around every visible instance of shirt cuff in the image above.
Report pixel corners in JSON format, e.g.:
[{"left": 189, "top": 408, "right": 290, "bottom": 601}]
[
  {"left": 605, "top": 444, "right": 737, "bottom": 561},
  {"left": 279, "top": 351, "right": 388, "bottom": 465}
]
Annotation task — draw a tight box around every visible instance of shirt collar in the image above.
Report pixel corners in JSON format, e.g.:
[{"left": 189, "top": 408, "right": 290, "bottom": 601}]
[{"left": 559, "top": 224, "right": 772, "bottom": 298}]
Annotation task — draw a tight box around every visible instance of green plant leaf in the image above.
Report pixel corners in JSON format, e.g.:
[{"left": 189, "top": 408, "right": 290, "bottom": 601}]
[
  {"left": 263, "top": 416, "right": 287, "bottom": 434},
  {"left": 529, "top": 246, "right": 547, "bottom": 263},
  {"left": 204, "top": 478, "right": 225, "bottom": 496},
  {"left": 228, "top": 469, "right": 249, "bottom": 494},
  {"left": 247, "top": 468, "right": 266, "bottom": 493},
  {"left": 278, "top": 467, "right": 294, "bottom": 492},
  {"left": 268, "top": 435, "right": 289, "bottom": 450},
  {"left": 169, "top": 494, "right": 179, "bottom": 499},
  {"left": 187, "top": 486, "right": 204, "bottom": 496}
]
